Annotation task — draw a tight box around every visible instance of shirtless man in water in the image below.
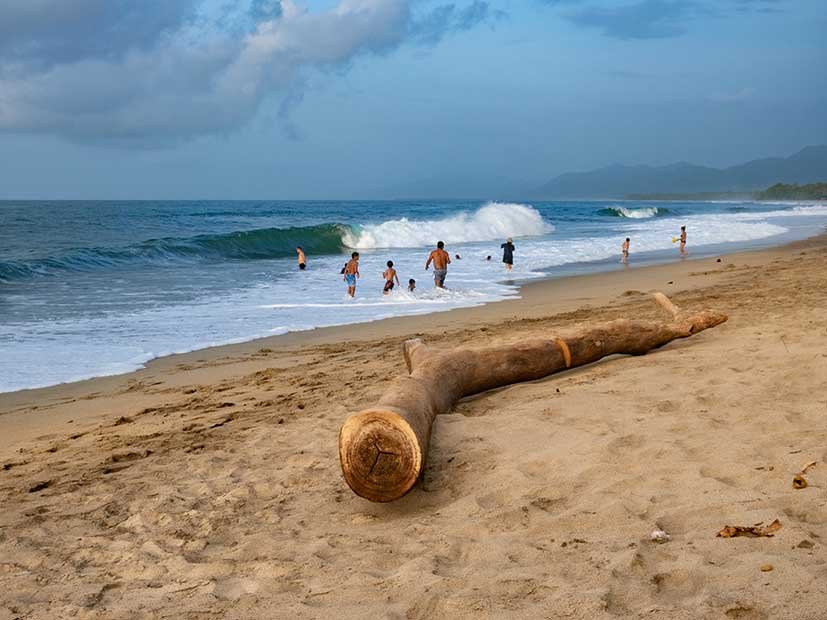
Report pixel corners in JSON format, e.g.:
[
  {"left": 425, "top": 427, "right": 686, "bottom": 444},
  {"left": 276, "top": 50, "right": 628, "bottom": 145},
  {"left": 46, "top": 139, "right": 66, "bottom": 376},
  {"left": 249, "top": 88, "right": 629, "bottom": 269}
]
[
  {"left": 343, "top": 252, "right": 360, "bottom": 297},
  {"left": 425, "top": 241, "right": 451, "bottom": 288},
  {"left": 296, "top": 246, "right": 306, "bottom": 270},
  {"left": 621, "top": 237, "right": 630, "bottom": 263}
]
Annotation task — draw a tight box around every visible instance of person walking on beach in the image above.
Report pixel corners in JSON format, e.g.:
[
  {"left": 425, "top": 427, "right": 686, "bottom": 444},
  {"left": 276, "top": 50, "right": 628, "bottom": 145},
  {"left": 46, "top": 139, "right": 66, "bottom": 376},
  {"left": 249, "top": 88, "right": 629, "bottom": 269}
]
[
  {"left": 343, "top": 252, "right": 360, "bottom": 297},
  {"left": 425, "top": 241, "right": 451, "bottom": 289},
  {"left": 296, "top": 246, "right": 307, "bottom": 270},
  {"left": 679, "top": 226, "right": 687, "bottom": 256},
  {"left": 383, "top": 260, "right": 400, "bottom": 295},
  {"left": 501, "top": 237, "right": 515, "bottom": 272},
  {"left": 621, "top": 237, "right": 630, "bottom": 263}
]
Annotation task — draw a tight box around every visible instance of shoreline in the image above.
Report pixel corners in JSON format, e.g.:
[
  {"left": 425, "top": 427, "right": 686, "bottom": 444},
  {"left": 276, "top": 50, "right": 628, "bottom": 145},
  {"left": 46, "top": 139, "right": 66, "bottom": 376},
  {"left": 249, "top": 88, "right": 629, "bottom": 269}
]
[
  {"left": 3, "top": 201, "right": 825, "bottom": 398},
  {"left": 0, "top": 231, "right": 822, "bottom": 420}
]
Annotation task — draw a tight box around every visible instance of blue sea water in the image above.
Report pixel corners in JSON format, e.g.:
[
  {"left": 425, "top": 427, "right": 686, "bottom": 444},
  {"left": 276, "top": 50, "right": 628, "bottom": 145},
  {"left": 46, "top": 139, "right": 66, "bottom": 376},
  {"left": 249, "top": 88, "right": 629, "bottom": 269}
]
[{"left": 2, "top": 199, "right": 826, "bottom": 393}]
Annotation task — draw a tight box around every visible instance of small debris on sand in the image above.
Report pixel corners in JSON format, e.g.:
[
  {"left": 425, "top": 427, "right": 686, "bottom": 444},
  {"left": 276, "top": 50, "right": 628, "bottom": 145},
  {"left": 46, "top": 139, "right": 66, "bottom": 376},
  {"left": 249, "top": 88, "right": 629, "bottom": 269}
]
[
  {"left": 793, "top": 461, "right": 817, "bottom": 489},
  {"left": 717, "top": 519, "right": 782, "bottom": 538}
]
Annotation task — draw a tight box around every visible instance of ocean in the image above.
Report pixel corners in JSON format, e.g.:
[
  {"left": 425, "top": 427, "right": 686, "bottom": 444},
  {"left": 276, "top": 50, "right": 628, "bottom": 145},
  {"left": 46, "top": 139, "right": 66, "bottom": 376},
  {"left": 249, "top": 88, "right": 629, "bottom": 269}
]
[{"left": 2, "top": 199, "right": 826, "bottom": 393}]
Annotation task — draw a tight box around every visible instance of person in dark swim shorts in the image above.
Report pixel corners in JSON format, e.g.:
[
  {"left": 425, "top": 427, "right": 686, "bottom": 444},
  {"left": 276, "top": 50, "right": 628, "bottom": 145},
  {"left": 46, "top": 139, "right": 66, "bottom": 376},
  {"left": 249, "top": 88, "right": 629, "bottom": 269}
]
[
  {"left": 383, "top": 260, "right": 400, "bottom": 295},
  {"left": 296, "top": 246, "right": 307, "bottom": 270}
]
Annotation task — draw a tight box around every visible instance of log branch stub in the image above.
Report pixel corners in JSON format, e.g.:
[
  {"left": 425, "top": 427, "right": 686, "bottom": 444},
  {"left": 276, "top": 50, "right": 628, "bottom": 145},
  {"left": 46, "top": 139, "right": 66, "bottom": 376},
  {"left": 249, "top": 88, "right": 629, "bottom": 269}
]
[
  {"left": 653, "top": 291, "right": 680, "bottom": 318},
  {"left": 339, "top": 292, "right": 727, "bottom": 502}
]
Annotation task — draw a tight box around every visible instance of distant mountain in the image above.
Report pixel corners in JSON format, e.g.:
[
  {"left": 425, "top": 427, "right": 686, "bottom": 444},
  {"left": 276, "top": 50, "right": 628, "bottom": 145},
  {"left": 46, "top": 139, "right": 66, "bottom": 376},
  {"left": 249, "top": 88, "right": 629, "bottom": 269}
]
[{"left": 529, "top": 145, "right": 827, "bottom": 199}]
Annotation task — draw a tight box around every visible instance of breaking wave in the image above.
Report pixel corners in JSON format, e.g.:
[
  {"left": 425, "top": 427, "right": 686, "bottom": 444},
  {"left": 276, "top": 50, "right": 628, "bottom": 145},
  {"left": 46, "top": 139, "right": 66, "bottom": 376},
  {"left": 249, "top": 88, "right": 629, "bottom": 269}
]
[
  {"left": 0, "top": 202, "right": 555, "bottom": 282},
  {"left": 598, "top": 206, "right": 668, "bottom": 218},
  {"left": 342, "top": 202, "right": 553, "bottom": 248}
]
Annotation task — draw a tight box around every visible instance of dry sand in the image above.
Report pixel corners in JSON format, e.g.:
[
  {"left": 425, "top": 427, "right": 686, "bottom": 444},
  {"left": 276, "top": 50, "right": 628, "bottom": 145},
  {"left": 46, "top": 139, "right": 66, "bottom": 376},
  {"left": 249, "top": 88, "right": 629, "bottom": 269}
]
[{"left": 1, "top": 238, "right": 826, "bottom": 619}]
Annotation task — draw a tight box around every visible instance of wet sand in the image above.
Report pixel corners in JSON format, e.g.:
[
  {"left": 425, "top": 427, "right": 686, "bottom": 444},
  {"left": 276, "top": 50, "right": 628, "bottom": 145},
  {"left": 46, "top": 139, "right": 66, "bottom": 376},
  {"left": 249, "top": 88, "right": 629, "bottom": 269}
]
[{"left": 2, "top": 237, "right": 826, "bottom": 619}]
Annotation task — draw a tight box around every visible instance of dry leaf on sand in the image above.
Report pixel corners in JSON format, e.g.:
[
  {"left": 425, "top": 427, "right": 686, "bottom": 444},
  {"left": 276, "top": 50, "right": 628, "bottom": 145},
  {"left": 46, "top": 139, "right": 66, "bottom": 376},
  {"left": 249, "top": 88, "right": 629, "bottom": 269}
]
[
  {"left": 793, "top": 461, "right": 817, "bottom": 489},
  {"left": 717, "top": 519, "right": 782, "bottom": 538}
]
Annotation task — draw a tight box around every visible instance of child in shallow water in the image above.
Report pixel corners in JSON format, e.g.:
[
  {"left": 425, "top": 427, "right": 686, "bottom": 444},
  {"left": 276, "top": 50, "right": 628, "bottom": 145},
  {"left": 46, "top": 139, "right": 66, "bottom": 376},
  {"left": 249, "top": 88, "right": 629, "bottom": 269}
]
[
  {"left": 383, "top": 260, "right": 400, "bottom": 295},
  {"left": 408, "top": 278, "right": 416, "bottom": 292}
]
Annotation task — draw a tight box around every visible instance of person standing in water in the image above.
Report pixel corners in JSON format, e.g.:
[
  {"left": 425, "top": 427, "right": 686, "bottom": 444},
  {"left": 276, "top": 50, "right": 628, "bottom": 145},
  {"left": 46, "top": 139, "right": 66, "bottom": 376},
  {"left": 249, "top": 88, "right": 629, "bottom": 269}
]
[
  {"left": 425, "top": 241, "right": 451, "bottom": 288},
  {"left": 679, "top": 226, "right": 687, "bottom": 255},
  {"left": 296, "top": 246, "right": 307, "bottom": 270},
  {"left": 501, "top": 237, "right": 515, "bottom": 272},
  {"left": 621, "top": 237, "right": 630, "bottom": 263},
  {"left": 382, "top": 260, "right": 400, "bottom": 295},
  {"left": 343, "top": 252, "right": 360, "bottom": 298}
]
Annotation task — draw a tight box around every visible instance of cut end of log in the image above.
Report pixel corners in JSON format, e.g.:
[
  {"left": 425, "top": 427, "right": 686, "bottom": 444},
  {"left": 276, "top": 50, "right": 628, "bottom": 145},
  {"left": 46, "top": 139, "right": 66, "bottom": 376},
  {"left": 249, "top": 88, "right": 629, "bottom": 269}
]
[{"left": 339, "top": 408, "right": 423, "bottom": 502}]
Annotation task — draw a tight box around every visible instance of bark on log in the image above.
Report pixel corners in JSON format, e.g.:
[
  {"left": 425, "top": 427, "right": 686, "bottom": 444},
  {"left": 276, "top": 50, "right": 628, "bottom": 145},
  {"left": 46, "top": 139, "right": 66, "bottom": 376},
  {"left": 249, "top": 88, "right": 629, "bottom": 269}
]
[{"left": 339, "top": 292, "right": 726, "bottom": 502}]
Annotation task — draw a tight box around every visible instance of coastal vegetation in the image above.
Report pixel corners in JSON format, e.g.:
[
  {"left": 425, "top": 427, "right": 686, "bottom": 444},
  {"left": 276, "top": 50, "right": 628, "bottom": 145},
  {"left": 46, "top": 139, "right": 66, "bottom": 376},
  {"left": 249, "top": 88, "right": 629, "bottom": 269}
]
[
  {"left": 628, "top": 182, "right": 827, "bottom": 202},
  {"left": 625, "top": 192, "right": 751, "bottom": 201},
  {"left": 754, "top": 182, "right": 827, "bottom": 201}
]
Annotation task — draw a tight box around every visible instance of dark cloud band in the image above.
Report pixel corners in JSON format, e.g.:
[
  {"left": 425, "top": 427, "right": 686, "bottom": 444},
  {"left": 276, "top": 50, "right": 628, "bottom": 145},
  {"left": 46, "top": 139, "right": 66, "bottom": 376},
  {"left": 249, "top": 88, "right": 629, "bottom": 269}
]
[{"left": 0, "top": 0, "right": 501, "bottom": 146}]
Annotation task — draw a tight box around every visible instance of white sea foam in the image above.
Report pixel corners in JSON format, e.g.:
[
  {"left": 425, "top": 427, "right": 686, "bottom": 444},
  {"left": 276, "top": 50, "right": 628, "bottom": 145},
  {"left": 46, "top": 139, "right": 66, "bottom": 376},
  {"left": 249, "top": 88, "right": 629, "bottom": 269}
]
[
  {"left": 607, "top": 206, "right": 661, "bottom": 218},
  {"left": 761, "top": 204, "right": 827, "bottom": 217},
  {"left": 4, "top": 200, "right": 827, "bottom": 393},
  {"left": 342, "top": 202, "right": 552, "bottom": 249}
]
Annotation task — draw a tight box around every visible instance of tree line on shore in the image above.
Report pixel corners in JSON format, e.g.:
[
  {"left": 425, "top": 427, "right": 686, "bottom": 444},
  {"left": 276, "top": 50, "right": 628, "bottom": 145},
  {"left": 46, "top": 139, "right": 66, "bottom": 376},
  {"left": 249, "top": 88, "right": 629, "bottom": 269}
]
[
  {"left": 626, "top": 182, "right": 827, "bottom": 201},
  {"left": 753, "top": 182, "right": 827, "bottom": 201}
]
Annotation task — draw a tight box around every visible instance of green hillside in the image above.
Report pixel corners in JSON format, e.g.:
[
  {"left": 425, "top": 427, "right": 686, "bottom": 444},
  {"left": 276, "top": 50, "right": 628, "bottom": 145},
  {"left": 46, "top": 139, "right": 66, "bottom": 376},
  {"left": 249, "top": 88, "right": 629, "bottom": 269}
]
[{"left": 754, "top": 183, "right": 827, "bottom": 200}]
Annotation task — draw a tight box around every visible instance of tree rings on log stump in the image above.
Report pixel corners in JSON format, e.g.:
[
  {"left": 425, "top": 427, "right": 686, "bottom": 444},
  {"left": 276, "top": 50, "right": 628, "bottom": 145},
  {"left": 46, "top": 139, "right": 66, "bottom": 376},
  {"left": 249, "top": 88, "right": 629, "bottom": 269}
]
[{"left": 339, "top": 409, "right": 423, "bottom": 502}]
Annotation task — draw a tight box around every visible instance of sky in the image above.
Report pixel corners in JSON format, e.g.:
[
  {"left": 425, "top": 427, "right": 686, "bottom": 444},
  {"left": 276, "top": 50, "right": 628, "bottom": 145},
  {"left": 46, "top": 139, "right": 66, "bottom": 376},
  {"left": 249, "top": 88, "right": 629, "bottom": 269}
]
[{"left": 0, "top": 0, "right": 825, "bottom": 199}]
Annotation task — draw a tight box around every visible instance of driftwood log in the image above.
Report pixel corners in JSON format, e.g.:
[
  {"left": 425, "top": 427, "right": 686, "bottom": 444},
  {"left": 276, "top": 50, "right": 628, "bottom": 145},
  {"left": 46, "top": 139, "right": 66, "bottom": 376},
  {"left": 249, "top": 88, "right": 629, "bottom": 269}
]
[{"left": 339, "top": 293, "right": 727, "bottom": 502}]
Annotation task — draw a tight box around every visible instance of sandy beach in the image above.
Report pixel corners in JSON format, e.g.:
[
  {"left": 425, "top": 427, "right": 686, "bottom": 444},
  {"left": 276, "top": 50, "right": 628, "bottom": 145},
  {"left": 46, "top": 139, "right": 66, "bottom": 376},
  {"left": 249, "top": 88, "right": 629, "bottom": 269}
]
[{"left": 2, "top": 236, "right": 826, "bottom": 619}]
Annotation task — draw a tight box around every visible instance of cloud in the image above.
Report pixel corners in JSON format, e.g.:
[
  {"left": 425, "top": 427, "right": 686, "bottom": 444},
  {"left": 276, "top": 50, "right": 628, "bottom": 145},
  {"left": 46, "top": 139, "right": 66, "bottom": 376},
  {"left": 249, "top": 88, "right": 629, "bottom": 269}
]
[
  {"left": 730, "top": 0, "right": 786, "bottom": 14},
  {"left": 544, "top": 0, "right": 788, "bottom": 39},
  {"left": 566, "top": 0, "right": 704, "bottom": 39},
  {"left": 0, "top": 0, "right": 499, "bottom": 146},
  {"left": 410, "top": 1, "right": 505, "bottom": 45},
  {"left": 249, "top": 0, "right": 284, "bottom": 22},
  {"left": 534, "top": 0, "right": 585, "bottom": 5},
  {"left": 0, "top": 0, "right": 200, "bottom": 68}
]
